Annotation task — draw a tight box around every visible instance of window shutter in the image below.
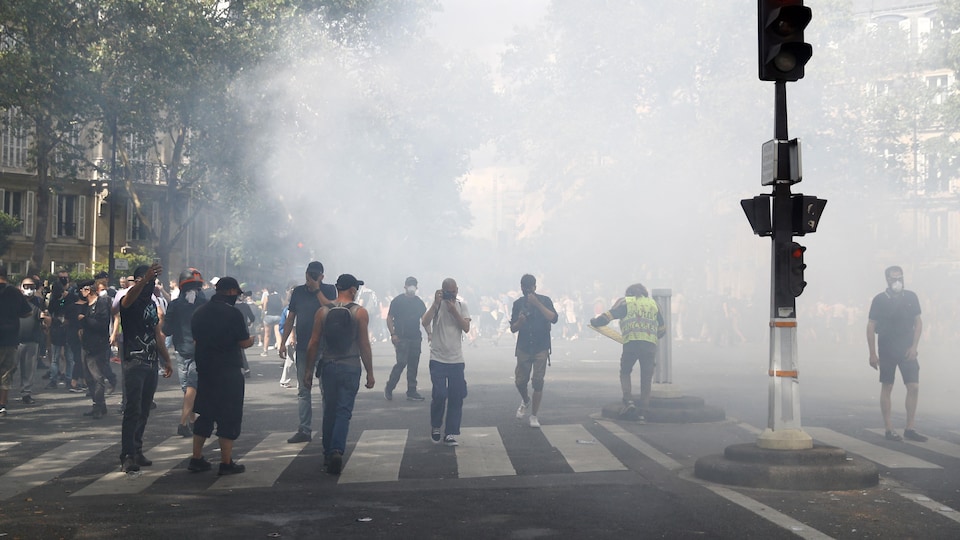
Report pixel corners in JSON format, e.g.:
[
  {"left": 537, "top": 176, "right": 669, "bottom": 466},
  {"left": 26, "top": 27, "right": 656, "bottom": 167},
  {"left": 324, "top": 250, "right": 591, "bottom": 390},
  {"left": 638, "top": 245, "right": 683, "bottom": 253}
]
[
  {"left": 78, "top": 195, "right": 86, "bottom": 240},
  {"left": 0, "top": 189, "right": 5, "bottom": 213},
  {"left": 50, "top": 195, "right": 58, "bottom": 238},
  {"left": 25, "top": 191, "right": 34, "bottom": 237},
  {"left": 126, "top": 201, "right": 133, "bottom": 240}
]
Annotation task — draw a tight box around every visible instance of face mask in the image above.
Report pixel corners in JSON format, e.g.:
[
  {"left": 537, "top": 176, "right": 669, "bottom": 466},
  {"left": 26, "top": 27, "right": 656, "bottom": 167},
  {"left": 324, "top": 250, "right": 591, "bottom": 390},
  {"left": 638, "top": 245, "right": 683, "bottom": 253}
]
[
  {"left": 22, "top": 287, "right": 35, "bottom": 297},
  {"left": 59, "top": 276, "right": 69, "bottom": 285},
  {"left": 185, "top": 290, "right": 198, "bottom": 304},
  {"left": 890, "top": 280, "right": 904, "bottom": 293},
  {"left": 223, "top": 294, "right": 238, "bottom": 306},
  {"left": 405, "top": 286, "right": 417, "bottom": 295},
  {"left": 98, "top": 289, "right": 107, "bottom": 297}
]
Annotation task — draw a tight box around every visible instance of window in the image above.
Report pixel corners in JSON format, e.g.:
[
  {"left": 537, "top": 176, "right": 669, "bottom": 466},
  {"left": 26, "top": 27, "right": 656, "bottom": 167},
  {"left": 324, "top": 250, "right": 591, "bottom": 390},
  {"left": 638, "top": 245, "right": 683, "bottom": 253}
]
[
  {"left": 51, "top": 194, "right": 86, "bottom": 239},
  {"left": 126, "top": 201, "right": 158, "bottom": 241},
  {"left": 1, "top": 108, "right": 28, "bottom": 169},
  {"left": 0, "top": 189, "right": 35, "bottom": 236}
]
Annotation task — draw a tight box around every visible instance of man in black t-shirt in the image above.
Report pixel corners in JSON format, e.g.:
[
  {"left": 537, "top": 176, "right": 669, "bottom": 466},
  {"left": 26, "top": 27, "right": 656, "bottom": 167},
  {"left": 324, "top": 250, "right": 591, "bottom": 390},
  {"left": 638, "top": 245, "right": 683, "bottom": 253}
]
[
  {"left": 77, "top": 280, "right": 111, "bottom": 418},
  {"left": 0, "top": 270, "right": 33, "bottom": 416},
  {"left": 509, "top": 274, "right": 558, "bottom": 428},
  {"left": 867, "top": 265, "right": 926, "bottom": 443},
  {"left": 279, "top": 261, "right": 337, "bottom": 444},
  {"left": 187, "top": 277, "right": 254, "bottom": 475},
  {"left": 118, "top": 264, "right": 173, "bottom": 473},
  {"left": 385, "top": 276, "right": 427, "bottom": 401}
]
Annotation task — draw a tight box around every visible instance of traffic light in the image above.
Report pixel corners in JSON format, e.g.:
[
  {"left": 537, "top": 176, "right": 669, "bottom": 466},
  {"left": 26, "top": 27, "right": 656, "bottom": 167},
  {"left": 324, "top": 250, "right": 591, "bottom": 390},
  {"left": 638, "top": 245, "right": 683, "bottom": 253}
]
[
  {"left": 779, "top": 242, "right": 807, "bottom": 297},
  {"left": 741, "top": 195, "right": 773, "bottom": 237},
  {"left": 758, "top": 0, "right": 813, "bottom": 82},
  {"left": 790, "top": 194, "right": 827, "bottom": 235}
]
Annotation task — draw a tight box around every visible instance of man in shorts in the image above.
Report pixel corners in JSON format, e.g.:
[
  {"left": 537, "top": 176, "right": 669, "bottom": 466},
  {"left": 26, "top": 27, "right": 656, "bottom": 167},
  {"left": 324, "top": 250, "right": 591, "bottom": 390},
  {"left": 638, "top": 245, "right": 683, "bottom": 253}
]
[{"left": 867, "top": 265, "right": 927, "bottom": 442}]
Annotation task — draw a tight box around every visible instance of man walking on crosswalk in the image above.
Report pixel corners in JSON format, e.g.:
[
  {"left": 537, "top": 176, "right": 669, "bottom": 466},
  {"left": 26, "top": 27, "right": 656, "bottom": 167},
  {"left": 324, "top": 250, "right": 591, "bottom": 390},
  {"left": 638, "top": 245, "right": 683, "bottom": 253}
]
[
  {"left": 422, "top": 278, "right": 471, "bottom": 446},
  {"left": 510, "top": 274, "right": 558, "bottom": 429},
  {"left": 304, "top": 274, "right": 375, "bottom": 475}
]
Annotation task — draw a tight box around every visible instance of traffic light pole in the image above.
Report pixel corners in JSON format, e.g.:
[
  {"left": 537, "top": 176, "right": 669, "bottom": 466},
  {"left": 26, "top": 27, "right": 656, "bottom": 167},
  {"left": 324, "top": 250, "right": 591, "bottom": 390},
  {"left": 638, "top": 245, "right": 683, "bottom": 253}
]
[{"left": 760, "top": 81, "right": 813, "bottom": 450}]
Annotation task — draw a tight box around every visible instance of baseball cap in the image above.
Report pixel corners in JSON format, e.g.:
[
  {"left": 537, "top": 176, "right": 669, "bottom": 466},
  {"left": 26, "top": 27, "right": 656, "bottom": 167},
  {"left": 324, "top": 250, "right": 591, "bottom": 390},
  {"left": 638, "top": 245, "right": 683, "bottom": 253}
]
[
  {"left": 215, "top": 276, "right": 242, "bottom": 293},
  {"left": 306, "top": 261, "right": 324, "bottom": 274},
  {"left": 335, "top": 274, "right": 364, "bottom": 291},
  {"left": 405, "top": 276, "right": 418, "bottom": 287}
]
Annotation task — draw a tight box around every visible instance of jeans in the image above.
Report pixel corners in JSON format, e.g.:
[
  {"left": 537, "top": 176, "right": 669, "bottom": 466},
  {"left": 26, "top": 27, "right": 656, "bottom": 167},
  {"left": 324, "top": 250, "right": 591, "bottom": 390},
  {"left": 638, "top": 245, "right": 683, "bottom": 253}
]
[
  {"left": 16, "top": 342, "right": 39, "bottom": 396},
  {"left": 319, "top": 361, "right": 361, "bottom": 456},
  {"left": 386, "top": 339, "right": 421, "bottom": 394},
  {"left": 294, "top": 345, "right": 313, "bottom": 435},
  {"left": 429, "top": 360, "right": 466, "bottom": 436},
  {"left": 82, "top": 348, "right": 109, "bottom": 409},
  {"left": 120, "top": 361, "right": 159, "bottom": 459}
]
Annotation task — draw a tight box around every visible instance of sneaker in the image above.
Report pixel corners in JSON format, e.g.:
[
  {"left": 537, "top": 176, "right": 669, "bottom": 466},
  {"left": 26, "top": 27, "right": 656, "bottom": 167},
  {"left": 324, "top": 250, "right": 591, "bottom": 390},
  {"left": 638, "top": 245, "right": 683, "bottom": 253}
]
[
  {"left": 326, "top": 452, "right": 343, "bottom": 475},
  {"left": 45, "top": 380, "right": 58, "bottom": 389},
  {"left": 121, "top": 455, "right": 140, "bottom": 473},
  {"left": 0, "top": 406, "right": 6, "bottom": 416},
  {"left": 431, "top": 428, "right": 442, "bottom": 444},
  {"left": 529, "top": 415, "right": 541, "bottom": 428},
  {"left": 406, "top": 392, "right": 425, "bottom": 401},
  {"left": 218, "top": 461, "right": 246, "bottom": 476},
  {"left": 904, "top": 429, "right": 928, "bottom": 442},
  {"left": 135, "top": 452, "right": 153, "bottom": 467},
  {"left": 107, "top": 382, "right": 116, "bottom": 395},
  {"left": 636, "top": 415, "right": 647, "bottom": 425},
  {"left": 619, "top": 401, "right": 637, "bottom": 416},
  {"left": 885, "top": 430, "right": 903, "bottom": 441},
  {"left": 287, "top": 431, "right": 312, "bottom": 444},
  {"left": 384, "top": 387, "right": 393, "bottom": 401},
  {"left": 177, "top": 423, "right": 193, "bottom": 438},
  {"left": 259, "top": 352, "right": 268, "bottom": 357},
  {"left": 187, "top": 456, "right": 212, "bottom": 472},
  {"left": 21, "top": 395, "right": 35, "bottom": 405},
  {"left": 243, "top": 369, "right": 251, "bottom": 378},
  {"left": 150, "top": 401, "right": 157, "bottom": 410},
  {"left": 69, "top": 386, "right": 85, "bottom": 393},
  {"left": 444, "top": 434, "right": 458, "bottom": 447},
  {"left": 516, "top": 400, "right": 528, "bottom": 419},
  {"left": 279, "top": 382, "right": 294, "bottom": 389},
  {"left": 83, "top": 406, "right": 105, "bottom": 418}
]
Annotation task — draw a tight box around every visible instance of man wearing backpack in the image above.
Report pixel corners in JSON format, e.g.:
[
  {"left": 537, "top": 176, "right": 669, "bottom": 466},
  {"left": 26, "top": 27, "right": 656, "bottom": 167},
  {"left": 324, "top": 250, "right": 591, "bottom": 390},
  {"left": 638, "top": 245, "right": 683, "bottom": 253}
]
[
  {"left": 304, "top": 274, "right": 374, "bottom": 475},
  {"left": 162, "top": 268, "right": 207, "bottom": 437},
  {"left": 422, "top": 278, "right": 471, "bottom": 446}
]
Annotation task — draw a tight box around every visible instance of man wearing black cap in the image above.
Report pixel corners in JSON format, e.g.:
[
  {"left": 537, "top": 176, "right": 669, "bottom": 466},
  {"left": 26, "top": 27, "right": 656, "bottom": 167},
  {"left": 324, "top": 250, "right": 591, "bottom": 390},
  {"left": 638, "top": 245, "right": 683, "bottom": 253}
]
[
  {"left": 279, "top": 261, "right": 337, "bottom": 444},
  {"left": 77, "top": 279, "right": 111, "bottom": 418},
  {"left": 187, "top": 277, "right": 254, "bottom": 475},
  {"left": 384, "top": 276, "right": 427, "bottom": 401},
  {"left": 118, "top": 263, "right": 173, "bottom": 473},
  {"left": 304, "top": 274, "right": 374, "bottom": 474}
]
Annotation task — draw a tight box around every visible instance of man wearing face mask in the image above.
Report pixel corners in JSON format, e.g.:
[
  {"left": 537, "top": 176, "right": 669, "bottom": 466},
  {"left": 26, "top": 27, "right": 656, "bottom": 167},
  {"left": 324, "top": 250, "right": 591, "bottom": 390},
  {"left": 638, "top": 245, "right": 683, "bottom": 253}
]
[
  {"left": 384, "top": 276, "right": 427, "bottom": 402},
  {"left": 867, "top": 265, "right": 926, "bottom": 442},
  {"left": 14, "top": 277, "right": 48, "bottom": 405},
  {"left": 510, "top": 274, "right": 558, "bottom": 428},
  {"left": 279, "top": 261, "right": 337, "bottom": 444},
  {"left": 77, "top": 280, "right": 111, "bottom": 418},
  {"left": 0, "top": 269, "right": 34, "bottom": 416},
  {"left": 162, "top": 268, "right": 207, "bottom": 437},
  {"left": 118, "top": 264, "right": 173, "bottom": 473},
  {"left": 187, "top": 277, "right": 254, "bottom": 475}
]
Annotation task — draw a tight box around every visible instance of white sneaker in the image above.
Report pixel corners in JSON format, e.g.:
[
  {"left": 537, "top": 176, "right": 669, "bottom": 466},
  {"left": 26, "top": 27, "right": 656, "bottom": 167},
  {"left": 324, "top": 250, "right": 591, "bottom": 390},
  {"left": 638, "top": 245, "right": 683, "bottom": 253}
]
[
  {"left": 516, "top": 400, "right": 528, "bottom": 419},
  {"left": 529, "top": 415, "right": 541, "bottom": 428}
]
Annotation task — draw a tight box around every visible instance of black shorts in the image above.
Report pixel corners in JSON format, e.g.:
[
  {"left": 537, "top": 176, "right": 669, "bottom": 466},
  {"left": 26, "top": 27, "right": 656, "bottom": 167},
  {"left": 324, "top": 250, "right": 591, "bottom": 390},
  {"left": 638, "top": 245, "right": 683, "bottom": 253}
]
[
  {"left": 878, "top": 353, "right": 919, "bottom": 385},
  {"left": 194, "top": 368, "right": 245, "bottom": 440}
]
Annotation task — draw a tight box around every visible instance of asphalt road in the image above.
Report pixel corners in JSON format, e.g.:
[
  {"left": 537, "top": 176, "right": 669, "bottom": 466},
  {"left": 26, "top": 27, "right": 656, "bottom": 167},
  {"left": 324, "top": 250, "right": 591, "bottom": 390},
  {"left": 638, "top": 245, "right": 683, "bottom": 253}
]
[{"left": 2, "top": 334, "right": 959, "bottom": 539}]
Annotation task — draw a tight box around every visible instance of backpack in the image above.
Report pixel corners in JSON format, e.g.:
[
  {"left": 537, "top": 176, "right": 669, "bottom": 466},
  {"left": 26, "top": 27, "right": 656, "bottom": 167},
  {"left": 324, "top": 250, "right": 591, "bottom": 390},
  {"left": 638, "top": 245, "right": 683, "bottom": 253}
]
[
  {"left": 322, "top": 302, "right": 357, "bottom": 358},
  {"left": 266, "top": 292, "right": 282, "bottom": 315}
]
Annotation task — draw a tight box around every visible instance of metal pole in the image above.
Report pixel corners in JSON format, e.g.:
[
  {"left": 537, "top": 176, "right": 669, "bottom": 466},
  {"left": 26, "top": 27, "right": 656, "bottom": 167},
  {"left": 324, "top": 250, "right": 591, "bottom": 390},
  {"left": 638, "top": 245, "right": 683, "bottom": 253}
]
[
  {"left": 652, "top": 289, "right": 672, "bottom": 384},
  {"left": 108, "top": 117, "right": 116, "bottom": 284}
]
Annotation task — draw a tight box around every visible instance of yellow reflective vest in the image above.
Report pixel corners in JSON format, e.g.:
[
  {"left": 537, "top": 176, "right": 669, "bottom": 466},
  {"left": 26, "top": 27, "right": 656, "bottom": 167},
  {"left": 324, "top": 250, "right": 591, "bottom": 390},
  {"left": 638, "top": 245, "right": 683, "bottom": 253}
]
[{"left": 620, "top": 296, "right": 660, "bottom": 345}]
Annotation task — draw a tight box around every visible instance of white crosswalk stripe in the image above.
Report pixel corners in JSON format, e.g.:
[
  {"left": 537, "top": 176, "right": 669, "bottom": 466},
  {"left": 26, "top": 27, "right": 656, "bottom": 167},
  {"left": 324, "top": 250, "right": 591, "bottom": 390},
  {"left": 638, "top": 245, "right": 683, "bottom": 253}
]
[
  {"left": 0, "top": 441, "right": 20, "bottom": 453},
  {"left": 455, "top": 426, "right": 517, "bottom": 478},
  {"left": 210, "top": 432, "right": 310, "bottom": 490},
  {"left": 540, "top": 424, "right": 627, "bottom": 473},
  {"left": 804, "top": 427, "right": 941, "bottom": 469},
  {"left": 864, "top": 429, "right": 960, "bottom": 460},
  {"left": 0, "top": 439, "right": 114, "bottom": 501},
  {"left": 339, "top": 429, "right": 408, "bottom": 484},
  {"left": 72, "top": 436, "right": 196, "bottom": 497}
]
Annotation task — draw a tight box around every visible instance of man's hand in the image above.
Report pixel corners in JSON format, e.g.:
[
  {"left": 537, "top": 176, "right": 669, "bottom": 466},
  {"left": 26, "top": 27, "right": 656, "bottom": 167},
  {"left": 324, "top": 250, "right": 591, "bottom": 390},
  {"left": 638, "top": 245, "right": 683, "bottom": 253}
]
[
  {"left": 905, "top": 346, "right": 918, "bottom": 361},
  {"left": 869, "top": 353, "right": 879, "bottom": 371},
  {"left": 278, "top": 343, "right": 287, "bottom": 360},
  {"left": 365, "top": 372, "right": 375, "bottom": 389},
  {"left": 391, "top": 334, "right": 399, "bottom": 345},
  {"left": 526, "top": 293, "right": 541, "bottom": 308},
  {"left": 162, "top": 361, "right": 173, "bottom": 378},
  {"left": 302, "top": 373, "right": 313, "bottom": 390}
]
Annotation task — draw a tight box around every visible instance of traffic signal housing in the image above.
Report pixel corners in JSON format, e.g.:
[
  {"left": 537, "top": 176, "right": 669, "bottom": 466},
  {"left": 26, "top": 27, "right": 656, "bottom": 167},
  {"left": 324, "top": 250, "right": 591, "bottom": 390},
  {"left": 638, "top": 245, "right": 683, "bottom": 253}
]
[
  {"left": 758, "top": 0, "right": 813, "bottom": 82},
  {"left": 790, "top": 194, "right": 827, "bottom": 236},
  {"left": 779, "top": 242, "right": 807, "bottom": 297}
]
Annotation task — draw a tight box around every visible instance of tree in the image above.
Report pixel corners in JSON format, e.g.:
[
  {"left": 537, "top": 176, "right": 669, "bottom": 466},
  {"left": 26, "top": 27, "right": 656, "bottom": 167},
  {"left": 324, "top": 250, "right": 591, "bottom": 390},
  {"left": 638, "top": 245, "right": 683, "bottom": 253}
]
[
  {"left": 0, "top": 0, "right": 101, "bottom": 272},
  {"left": 0, "top": 212, "right": 22, "bottom": 258}
]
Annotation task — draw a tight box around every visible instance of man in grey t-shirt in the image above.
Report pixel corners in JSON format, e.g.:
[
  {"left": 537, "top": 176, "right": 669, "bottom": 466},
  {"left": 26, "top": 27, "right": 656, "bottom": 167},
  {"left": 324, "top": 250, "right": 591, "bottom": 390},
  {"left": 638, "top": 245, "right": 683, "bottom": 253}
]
[{"left": 422, "top": 278, "right": 471, "bottom": 446}]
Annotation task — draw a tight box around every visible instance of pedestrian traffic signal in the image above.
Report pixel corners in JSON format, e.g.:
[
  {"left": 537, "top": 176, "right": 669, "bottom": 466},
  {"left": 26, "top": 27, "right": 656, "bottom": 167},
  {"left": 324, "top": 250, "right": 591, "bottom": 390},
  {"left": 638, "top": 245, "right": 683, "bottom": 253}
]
[
  {"left": 779, "top": 242, "right": 807, "bottom": 297},
  {"left": 758, "top": 0, "right": 813, "bottom": 82},
  {"left": 741, "top": 195, "right": 773, "bottom": 237},
  {"left": 790, "top": 194, "right": 827, "bottom": 235}
]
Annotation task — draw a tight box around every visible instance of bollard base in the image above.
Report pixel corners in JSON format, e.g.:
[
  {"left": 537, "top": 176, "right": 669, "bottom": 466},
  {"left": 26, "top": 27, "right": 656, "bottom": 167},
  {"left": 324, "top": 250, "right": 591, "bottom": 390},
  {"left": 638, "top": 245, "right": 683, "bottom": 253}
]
[{"left": 695, "top": 443, "right": 878, "bottom": 490}]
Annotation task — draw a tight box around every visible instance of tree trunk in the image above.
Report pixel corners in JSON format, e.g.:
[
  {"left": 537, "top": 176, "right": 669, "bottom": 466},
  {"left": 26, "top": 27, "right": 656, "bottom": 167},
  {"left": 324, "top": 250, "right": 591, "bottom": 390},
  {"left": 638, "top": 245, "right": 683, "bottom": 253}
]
[{"left": 30, "top": 117, "right": 52, "bottom": 274}]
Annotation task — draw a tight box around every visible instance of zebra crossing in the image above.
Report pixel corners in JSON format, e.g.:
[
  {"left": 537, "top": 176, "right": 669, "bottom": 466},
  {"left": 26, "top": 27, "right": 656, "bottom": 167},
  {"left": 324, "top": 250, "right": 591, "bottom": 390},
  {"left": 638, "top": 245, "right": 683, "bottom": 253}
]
[{"left": 2, "top": 422, "right": 959, "bottom": 501}]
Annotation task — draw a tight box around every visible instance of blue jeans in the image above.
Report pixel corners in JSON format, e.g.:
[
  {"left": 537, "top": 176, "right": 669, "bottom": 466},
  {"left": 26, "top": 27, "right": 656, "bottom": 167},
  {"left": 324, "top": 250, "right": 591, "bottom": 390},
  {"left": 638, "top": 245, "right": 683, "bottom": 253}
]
[
  {"left": 429, "top": 360, "right": 466, "bottom": 436},
  {"left": 120, "top": 361, "right": 159, "bottom": 459},
  {"left": 319, "top": 361, "right": 361, "bottom": 456},
  {"left": 295, "top": 345, "right": 314, "bottom": 435}
]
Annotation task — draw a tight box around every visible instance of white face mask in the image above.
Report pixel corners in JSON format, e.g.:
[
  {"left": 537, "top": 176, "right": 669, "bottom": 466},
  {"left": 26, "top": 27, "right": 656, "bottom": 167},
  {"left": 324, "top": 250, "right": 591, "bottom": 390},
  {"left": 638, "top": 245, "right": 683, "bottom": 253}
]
[
  {"left": 185, "top": 290, "right": 198, "bottom": 304},
  {"left": 21, "top": 287, "right": 35, "bottom": 297},
  {"left": 405, "top": 286, "right": 417, "bottom": 295},
  {"left": 890, "top": 280, "right": 904, "bottom": 293},
  {"left": 98, "top": 289, "right": 107, "bottom": 297}
]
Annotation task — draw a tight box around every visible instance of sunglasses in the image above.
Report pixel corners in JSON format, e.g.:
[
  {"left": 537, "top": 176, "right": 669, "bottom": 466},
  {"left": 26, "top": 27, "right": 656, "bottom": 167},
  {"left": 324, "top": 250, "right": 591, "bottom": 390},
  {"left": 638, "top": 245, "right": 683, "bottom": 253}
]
[{"left": 22, "top": 285, "right": 36, "bottom": 290}]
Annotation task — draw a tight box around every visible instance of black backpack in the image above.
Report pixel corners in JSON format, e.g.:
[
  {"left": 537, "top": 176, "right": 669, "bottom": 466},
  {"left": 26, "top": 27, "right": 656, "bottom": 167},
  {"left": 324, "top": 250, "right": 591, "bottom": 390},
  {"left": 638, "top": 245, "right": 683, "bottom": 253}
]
[{"left": 323, "top": 302, "right": 357, "bottom": 358}]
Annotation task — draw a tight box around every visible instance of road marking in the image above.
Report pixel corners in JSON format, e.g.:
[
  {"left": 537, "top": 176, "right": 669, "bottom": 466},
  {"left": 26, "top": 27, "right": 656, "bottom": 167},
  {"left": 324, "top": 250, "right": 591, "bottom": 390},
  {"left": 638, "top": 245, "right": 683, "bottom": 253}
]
[
  {"left": 209, "top": 432, "right": 309, "bottom": 490},
  {"left": 72, "top": 436, "right": 195, "bottom": 497},
  {"left": 456, "top": 426, "right": 516, "bottom": 478},
  {"left": 882, "top": 478, "right": 960, "bottom": 526},
  {"left": 0, "top": 442, "right": 19, "bottom": 452},
  {"left": 338, "top": 429, "right": 408, "bottom": 484},
  {"left": 540, "top": 424, "right": 626, "bottom": 473},
  {"left": 596, "top": 420, "right": 682, "bottom": 471},
  {"left": 864, "top": 429, "right": 960, "bottom": 460},
  {"left": 0, "top": 439, "right": 114, "bottom": 501},
  {"left": 804, "top": 427, "right": 940, "bottom": 469},
  {"left": 702, "top": 483, "right": 835, "bottom": 540}
]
